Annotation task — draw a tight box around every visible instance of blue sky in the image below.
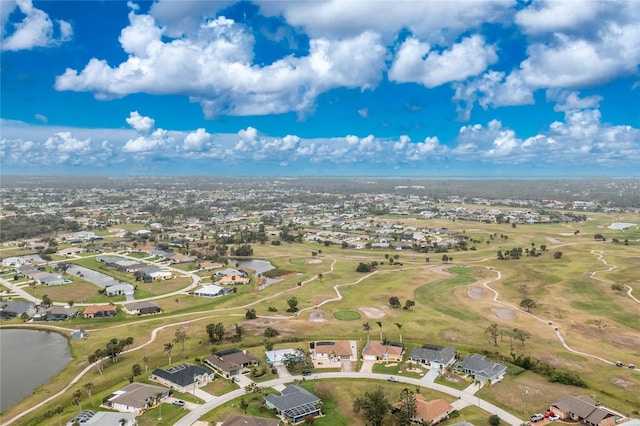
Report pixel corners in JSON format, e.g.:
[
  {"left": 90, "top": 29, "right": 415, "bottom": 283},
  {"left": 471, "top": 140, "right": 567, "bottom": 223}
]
[{"left": 1, "top": 0, "right": 639, "bottom": 177}]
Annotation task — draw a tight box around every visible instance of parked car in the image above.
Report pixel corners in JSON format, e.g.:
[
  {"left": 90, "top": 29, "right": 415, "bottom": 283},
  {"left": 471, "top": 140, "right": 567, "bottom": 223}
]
[
  {"left": 549, "top": 414, "right": 560, "bottom": 421},
  {"left": 616, "top": 361, "right": 624, "bottom": 367},
  {"left": 172, "top": 399, "right": 185, "bottom": 407},
  {"left": 388, "top": 376, "right": 398, "bottom": 382},
  {"left": 530, "top": 413, "right": 544, "bottom": 422},
  {"left": 629, "top": 364, "right": 636, "bottom": 369},
  {"left": 544, "top": 411, "right": 554, "bottom": 419},
  {"left": 301, "top": 369, "right": 312, "bottom": 376}
]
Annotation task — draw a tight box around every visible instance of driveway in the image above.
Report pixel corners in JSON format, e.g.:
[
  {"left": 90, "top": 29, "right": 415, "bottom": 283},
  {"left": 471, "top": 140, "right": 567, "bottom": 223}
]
[
  {"left": 275, "top": 365, "right": 291, "bottom": 378},
  {"left": 360, "top": 359, "right": 375, "bottom": 373},
  {"left": 422, "top": 367, "right": 440, "bottom": 383}
]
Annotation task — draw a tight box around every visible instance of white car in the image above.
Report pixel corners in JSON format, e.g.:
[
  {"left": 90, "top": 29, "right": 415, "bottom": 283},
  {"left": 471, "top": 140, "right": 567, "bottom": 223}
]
[
  {"left": 388, "top": 376, "right": 398, "bottom": 382},
  {"left": 549, "top": 414, "right": 560, "bottom": 421},
  {"left": 530, "top": 414, "right": 544, "bottom": 422}
]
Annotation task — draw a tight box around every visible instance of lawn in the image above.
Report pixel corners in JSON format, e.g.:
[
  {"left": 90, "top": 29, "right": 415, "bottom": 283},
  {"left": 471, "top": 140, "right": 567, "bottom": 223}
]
[{"left": 333, "top": 310, "right": 361, "bottom": 320}]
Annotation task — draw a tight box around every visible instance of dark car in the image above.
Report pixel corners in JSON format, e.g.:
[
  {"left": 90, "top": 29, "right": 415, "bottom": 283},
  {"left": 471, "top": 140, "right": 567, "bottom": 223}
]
[{"left": 301, "top": 369, "right": 312, "bottom": 376}]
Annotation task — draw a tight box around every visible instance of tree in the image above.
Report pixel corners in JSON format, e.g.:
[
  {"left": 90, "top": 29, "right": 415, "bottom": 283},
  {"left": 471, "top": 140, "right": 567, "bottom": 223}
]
[
  {"left": 353, "top": 386, "right": 392, "bottom": 426},
  {"left": 132, "top": 363, "right": 142, "bottom": 377},
  {"left": 83, "top": 382, "right": 95, "bottom": 406},
  {"left": 442, "top": 254, "right": 449, "bottom": 263},
  {"left": 264, "top": 327, "right": 279, "bottom": 337},
  {"left": 43, "top": 409, "right": 54, "bottom": 426},
  {"left": 404, "top": 299, "right": 415, "bottom": 310},
  {"left": 553, "top": 251, "right": 563, "bottom": 259},
  {"left": 264, "top": 339, "right": 274, "bottom": 351},
  {"left": 489, "top": 414, "right": 501, "bottom": 426},
  {"left": 363, "top": 322, "right": 371, "bottom": 342},
  {"left": 164, "top": 343, "right": 174, "bottom": 365},
  {"left": 72, "top": 389, "right": 82, "bottom": 412},
  {"left": 245, "top": 308, "right": 257, "bottom": 319},
  {"left": 356, "top": 262, "right": 372, "bottom": 272},
  {"left": 42, "top": 294, "right": 52, "bottom": 307},
  {"left": 287, "top": 296, "right": 299, "bottom": 312},
  {"left": 376, "top": 321, "right": 383, "bottom": 341},
  {"left": 519, "top": 284, "right": 529, "bottom": 299},
  {"left": 611, "top": 283, "right": 625, "bottom": 294},
  {"left": 234, "top": 323, "right": 245, "bottom": 341},
  {"left": 512, "top": 328, "right": 531, "bottom": 347},
  {"left": 143, "top": 355, "right": 150, "bottom": 373},
  {"left": 520, "top": 298, "right": 537, "bottom": 313},
  {"left": 174, "top": 329, "right": 188, "bottom": 351},
  {"left": 394, "top": 388, "right": 417, "bottom": 426},
  {"left": 54, "top": 406, "right": 63, "bottom": 426},
  {"left": 389, "top": 296, "right": 401, "bottom": 308},
  {"left": 485, "top": 323, "right": 499, "bottom": 346},
  {"left": 239, "top": 398, "right": 249, "bottom": 414},
  {"left": 395, "top": 322, "right": 403, "bottom": 344}
]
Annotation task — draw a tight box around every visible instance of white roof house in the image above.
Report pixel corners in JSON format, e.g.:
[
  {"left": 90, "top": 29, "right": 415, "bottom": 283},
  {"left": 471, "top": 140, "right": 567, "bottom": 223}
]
[{"left": 193, "top": 284, "right": 225, "bottom": 297}]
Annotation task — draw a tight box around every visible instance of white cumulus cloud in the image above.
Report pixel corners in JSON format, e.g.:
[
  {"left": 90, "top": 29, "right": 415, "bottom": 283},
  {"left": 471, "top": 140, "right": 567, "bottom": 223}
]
[{"left": 2, "top": 0, "right": 73, "bottom": 51}]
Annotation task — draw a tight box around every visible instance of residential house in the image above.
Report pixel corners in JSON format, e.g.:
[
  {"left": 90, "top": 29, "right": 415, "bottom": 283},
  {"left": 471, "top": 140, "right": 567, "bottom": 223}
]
[
  {"left": 311, "top": 341, "right": 356, "bottom": 362},
  {"left": 105, "top": 282, "right": 135, "bottom": 296},
  {"left": 204, "top": 348, "right": 259, "bottom": 379},
  {"left": 193, "top": 284, "right": 231, "bottom": 297},
  {"left": 83, "top": 305, "right": 118, "bottom": 319},
  {"left": 362, "top": 341, "right": 404, "bottom": 362},
  {"left": 265, "top": 349, "right": 301, "bottom": 367},
  {"left": 219, "top": 274, "right": 250, "bottom": 285},
  {"left": 199, "top": 261, "right": 223, "bottom": 270},
  {"left": 550, "top": 395, "right": 617, "bottom": 426},
  {"left": 265, "top": 385, "right": 322, "bottom": 424},
  {"left": 37, "top": 273, "right": 66, "bottom": 286},
  {"left": 102, "top": 382, "right": 170, "bottom": 415},
  {"left": 56, "top": 247, "right": 86, "bottom": 256},
  {"left": 454, "top": 353, "right": 506, "bottom": 383},
  {"left": 171, "top": 253, "right": 196, "bottom": 264},
  {"left": 393, "top": 395, "right": 453, "bottom": 425},
  {"left": 0, "top": 301, "right": 36, "bottom": 319},
  {"left": 66, "top": 410, "right": 137, "bottom": 426},
  {"left": 221, "top": 414, "right": 281, "bottom": 426},
  {"left": 122, "top": 301, "right": 161, "bottom": 316},
  {"left": 34, "top": 306, "right": 78, "bottom": 321},
  {"left": 409, "top": 344, "right": 457, "bottom": 369},
  {"left": 150, "top": 363, "right": 216, "bottom": 393},
  {"left": 135, "top": 266, "right": 161, "bottom": 282},
  {"left": 216, "top": 268, "right": 246, "bottom": 278}
]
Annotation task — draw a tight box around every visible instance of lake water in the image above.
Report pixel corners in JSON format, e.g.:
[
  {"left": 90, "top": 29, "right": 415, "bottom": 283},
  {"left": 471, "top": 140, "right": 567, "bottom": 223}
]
[
  {"left": 227, "top": 258, "right": 282, "bottom": 287},
  {"left": 0, "top": 329, "right": 72, "bottom": 413}
]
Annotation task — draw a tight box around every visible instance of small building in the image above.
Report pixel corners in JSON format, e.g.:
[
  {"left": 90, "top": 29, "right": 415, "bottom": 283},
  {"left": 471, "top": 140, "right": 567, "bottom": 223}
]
[
  {"left": 105, "top": 283, "right": 135, "bottom": 296},
  {"left": 218, "top": 274, "right": 250, "bottom": 285},
  {"left": 193, "top": 284, "right": 228, "bottom": 298},
  {"left": 38, "top": 273, "right": 66, "bottom": 286},
  {"left": 265, "top": 385, "right": 322, "bottom": 424},
  {"left": 550, "top": 395, "right": 617, "bottom": 426},
  {"left": 204, "top": 348, "right": 260, "bottom": 379},
  {"left": 0, "top": 301, "right": 36, "bottom": 319},
  {"left": 150, "top": 363, "right": 216, "bottom": 393},
  {"left": 56, "top": 247, "right": 87, "bottom": 256},
  {"left": 312, "top": 341, "right": 356, "bottom": 362},
  {"left": 102, "top": 382, "right": 169, "bottom": 415},
  {"left": 83, "top": 305, "right": 118, "bottom": 318},
  {"left": 148, "top": 270, "right": 174, "bottom": 281},
  {"left": 66, "top": 410, "right": 137, "bottom": 426},
  {"left": 362, "top": 341, "right": 404, "bottom": 361},
  {"left": 454, "top": 353, "right": 506, "bottom": 383},
  {"left": 221, "top": 414, "right": 281, "bottom": 426},
  {"left": 122, "top": 301, "right": 161, "bottom": 316},
  {"left": 40, "top": 306, "right": 78, "bottom": 321},
  {"left": 409, "top": 344, "right": 457, "bottom": 369},
  {"left": 265, "top": 349, "right": 301, "bottom": 367}
]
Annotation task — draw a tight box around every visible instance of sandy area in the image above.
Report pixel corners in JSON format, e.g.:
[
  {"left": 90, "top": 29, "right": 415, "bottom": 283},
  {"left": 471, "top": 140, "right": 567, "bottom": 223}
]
[
  {"left": 491, "top": 308, "right": 516, "bottom": 320},
  {"left": 467, "top": 286, "right": 485, "bottom": 300},
  {"left": 308, "top": 259, "right": 322, "bottom": 264},
  {"left": 429, "top": 265, "right": 455, "bottom": 277},
  {"left": 359, "top": 306, "right": 385, "bottom": 319},
  {"left": 309, "top": 312, "right": 325, "bottom": 322},
  {"left": 546, "top": 236, "right": 562, "bottom": 243}
]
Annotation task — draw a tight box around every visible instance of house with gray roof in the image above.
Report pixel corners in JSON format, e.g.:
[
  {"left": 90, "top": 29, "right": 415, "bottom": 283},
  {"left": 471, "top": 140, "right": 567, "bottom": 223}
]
[
  {"left": 105, "top": 282, "right": 135, "bottom": 296},
  {"left": 102, "top": 382, "right": 169, "bottom": 415},
  {"left": 122, "top": 301, "right": 161, "bottom": 316},
  {"left": 204, "top": 348, "right": 259, "bottom": 379},
  {"left": 409, "top": 344, "right": 456, "bottom": 369},
  {"left": 454, "top": 353, "right": 506, "bottom": 383},
  {"left": 265, "top": 385, "right": 321, "bottom": 424},
  {"left": 0, "top": 301, "right": 36, "bottom": 319},
  {"left": 221, "top": 414, "right": 281, "bottom": 426},
  {"left": 66, "top": 410, "right": 136, "bottom": 426},
  {"left": 550, "top": 395, "right": 617, "bottom": 426},
  {"left": 150, "top": 363, "right": 215, "bottom": 393}
]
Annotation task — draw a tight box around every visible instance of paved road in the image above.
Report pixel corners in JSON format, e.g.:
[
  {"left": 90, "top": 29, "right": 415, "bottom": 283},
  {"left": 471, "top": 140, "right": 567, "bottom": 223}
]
[{"left": 172, "top": 372, "right": 525, "bottom": 426}]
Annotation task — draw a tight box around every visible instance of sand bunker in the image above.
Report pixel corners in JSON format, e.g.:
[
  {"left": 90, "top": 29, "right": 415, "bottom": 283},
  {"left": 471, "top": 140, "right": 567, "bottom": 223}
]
[
  {"left": 309, "top": 312, "right": 325, "bottom": 322},
  {"left": 308, "top": 259, "right": 322, "bottom": 264},
  {"left": 491, "top": 308, "right": 516, "bottom": 320},
  {"left": 467, "top": 286, "right": 485, "bottom": 300},
  {"left": 429, "top": 265, "right": 455, "bottom": 277},
  {"left": 359, "top": 307, "right": 385, "bottom": 319},
  {"left": 546, "top": 236, "right": 562, "bottom": 243}
]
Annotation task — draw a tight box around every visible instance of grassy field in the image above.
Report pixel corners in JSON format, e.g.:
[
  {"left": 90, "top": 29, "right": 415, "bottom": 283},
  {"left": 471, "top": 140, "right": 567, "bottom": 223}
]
[{"left": 2, "top": 211, "right": 640, "bottom": 424}]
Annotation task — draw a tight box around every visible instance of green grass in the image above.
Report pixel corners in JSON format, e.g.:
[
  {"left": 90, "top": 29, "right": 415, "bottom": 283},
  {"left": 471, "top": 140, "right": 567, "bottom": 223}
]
[
  {"left": 333, "top": 310, "right": 361, "bottom": 320},
  {"left": 136, "top": 402, "right": 189, "bottom": 426}
]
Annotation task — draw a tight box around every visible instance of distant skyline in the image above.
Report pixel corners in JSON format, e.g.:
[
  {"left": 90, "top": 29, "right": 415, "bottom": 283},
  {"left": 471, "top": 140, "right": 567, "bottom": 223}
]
[{"left": 1, "top": 0, "right": 639, "bottom": 176}]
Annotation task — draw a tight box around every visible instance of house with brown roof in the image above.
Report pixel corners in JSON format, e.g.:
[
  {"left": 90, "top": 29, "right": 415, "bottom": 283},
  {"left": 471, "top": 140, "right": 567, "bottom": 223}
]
[
  {"left": 550, "top": 395, "right": 617, "bottom": 426},
  {"left": 219, "top": 274, "right": 250, "bottom": 285},
  {"left": 83, "top": 305, "right": 117, "bottom": 318},
  {"left": 312, "top": 341, "right": 356, "bottom": 362},
  {"left": 204, "top": 348, "right": 259, "bottom": 379},
  {"left": 393, "top": 395, "right": 453, "bottom": 425},
  {"left": 362, "top": 341, "right": 404, "bottom": 361}
]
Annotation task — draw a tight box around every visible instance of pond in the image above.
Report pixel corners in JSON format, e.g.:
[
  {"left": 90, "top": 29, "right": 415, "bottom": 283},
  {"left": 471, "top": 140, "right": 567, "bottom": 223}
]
[{"left": 0, "top": 329, "right": 72, "bottom": 412}]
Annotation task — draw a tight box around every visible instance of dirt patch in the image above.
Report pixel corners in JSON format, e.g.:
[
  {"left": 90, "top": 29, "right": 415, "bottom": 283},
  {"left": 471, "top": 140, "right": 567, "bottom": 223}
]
[
  {"left": 546, "top": 236, "right": 562, "bottom": 243},
  {"left": 308, "top": 259, "right": 322, "bottom": 264},
  {"left": 429, "top": 265, "right": 455, "bottom": 276},
  {"left": 491, "top": 307, "right": 516, "bottom": 320},
  {"left": 467, "top": 286, "right": 485, "bottom": 300},
  {"left": 309, "top": 312, "right": 325, "bottom": 322},
  {"left": 359, "top": 306, "right": 385, "bottom": 319},
  {"left": 443, "top": 330, "right": 463, "bottom": 342},
  {"left": 611, "top": 376, "right": 639, "bottom": 391}
]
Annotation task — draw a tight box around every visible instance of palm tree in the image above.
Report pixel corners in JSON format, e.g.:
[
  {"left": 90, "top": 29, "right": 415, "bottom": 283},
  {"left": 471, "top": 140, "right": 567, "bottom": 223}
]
[
  {"left": 376, "top": 321, "right": 383, "bottom": 341},
  {"left": 363, "top": 322, "right": 371, "bottom": 342},
  {"left": 143, "top": 355, "right": 149, "bottom": 373},
  {"left": 54, "top": 406, "right": 63, "bottom": 426},
  {"left": 395, "top": 322, "right": 403, "bottom": 344},
  {"left": 164, "top": 343, "right": 174, "bottom": 366}
]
